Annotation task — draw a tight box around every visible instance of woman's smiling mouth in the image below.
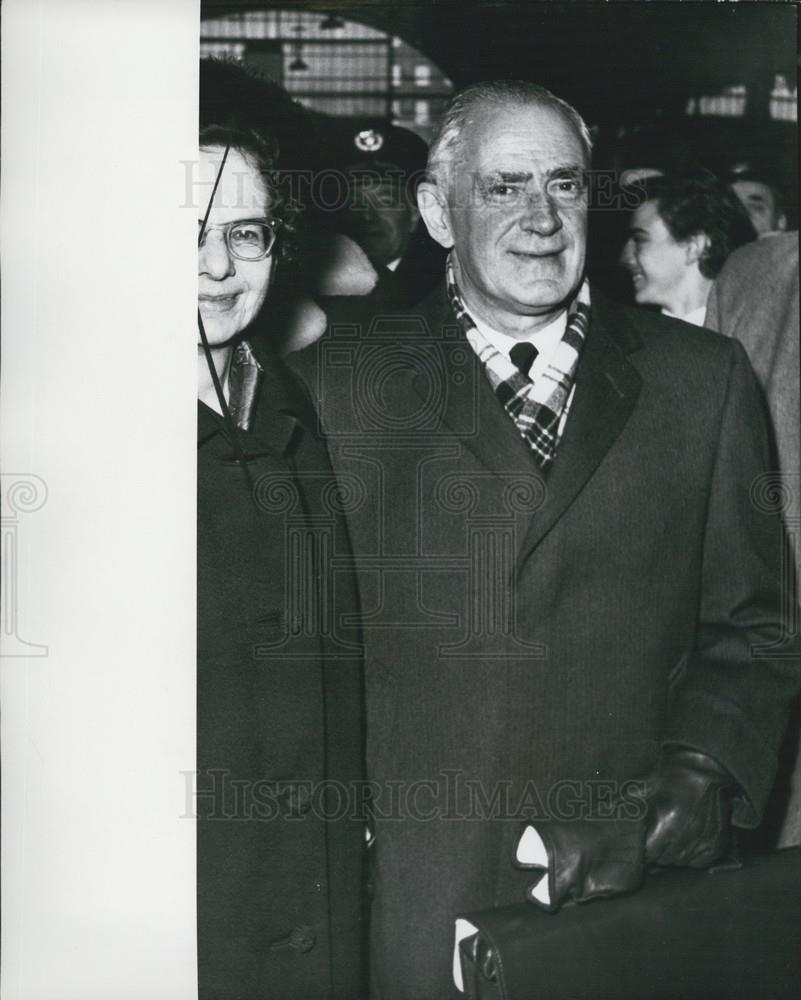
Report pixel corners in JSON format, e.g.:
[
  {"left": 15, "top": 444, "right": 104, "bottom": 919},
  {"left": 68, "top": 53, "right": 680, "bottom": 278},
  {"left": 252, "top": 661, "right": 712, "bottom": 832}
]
[{"left": 199, "top": 293, "right": 240, "bottom": 312}]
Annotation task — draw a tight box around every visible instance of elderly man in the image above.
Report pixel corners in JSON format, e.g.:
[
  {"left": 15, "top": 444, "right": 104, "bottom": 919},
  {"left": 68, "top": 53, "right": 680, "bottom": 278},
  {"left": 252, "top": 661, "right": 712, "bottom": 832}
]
[
  {"left": 620, "top": 172, "right": 755, "bottom": 324},
  {"left": 290, "top": 80, "right": 797, "bottom": 1000}
]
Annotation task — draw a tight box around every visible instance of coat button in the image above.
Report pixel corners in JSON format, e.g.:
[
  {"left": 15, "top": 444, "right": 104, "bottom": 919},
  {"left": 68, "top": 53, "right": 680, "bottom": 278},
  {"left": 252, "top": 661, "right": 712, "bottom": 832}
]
[
  {"left": 288, "top": 925, "right": 316, "bottom": 953},
  {"left": 283, "top": 783, "right": 312, "bottom": 816},
  {"left": 294, "top": 785, "right": 312, "bottom": 815}
]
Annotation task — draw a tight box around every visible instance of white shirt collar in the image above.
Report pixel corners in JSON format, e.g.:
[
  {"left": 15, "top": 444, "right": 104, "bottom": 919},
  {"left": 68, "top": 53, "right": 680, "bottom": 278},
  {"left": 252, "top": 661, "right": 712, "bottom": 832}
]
[
  {"left": 662, "top": 304, "right": 707, "bottom": 327},
  {"left": 471, "top": 310, "right": 568, "bottom": 355}
]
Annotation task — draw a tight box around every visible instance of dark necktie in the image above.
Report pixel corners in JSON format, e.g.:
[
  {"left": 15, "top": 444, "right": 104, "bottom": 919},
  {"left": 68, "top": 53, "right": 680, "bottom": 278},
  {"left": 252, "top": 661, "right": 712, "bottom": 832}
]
[{"left": 509, "top": 341, "right": 539, "bottom": 378}]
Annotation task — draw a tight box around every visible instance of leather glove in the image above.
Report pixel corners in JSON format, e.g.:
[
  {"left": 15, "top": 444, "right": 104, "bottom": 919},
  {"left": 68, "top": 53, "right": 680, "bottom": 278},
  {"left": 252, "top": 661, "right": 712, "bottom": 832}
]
[
  {"left": 515, "top": 817, "right": 645, "bottom": 912},
  {"left": 643, "top": 747, "right": 738, "bottom": 868}
]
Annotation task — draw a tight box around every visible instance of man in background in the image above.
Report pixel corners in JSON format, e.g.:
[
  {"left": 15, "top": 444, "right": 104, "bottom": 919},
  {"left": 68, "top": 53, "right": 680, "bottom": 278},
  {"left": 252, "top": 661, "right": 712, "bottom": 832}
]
[
  {"left": 728, "top": 168, "right": 789, "bottom": 237},
  {"left": 706, "top": 230, "right": 801, "bottom": 850},
  {"left": 334, "top": 119, "right": 446, "bottom": 311}
]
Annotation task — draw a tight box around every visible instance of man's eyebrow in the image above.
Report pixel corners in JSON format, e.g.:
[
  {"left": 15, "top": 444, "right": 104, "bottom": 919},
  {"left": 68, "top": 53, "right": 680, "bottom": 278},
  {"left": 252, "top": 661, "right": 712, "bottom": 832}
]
[
  {"left": 480, "top": 167, "right": 587, "bottom": 183},
  {"left": 481, "top": 171, "right": 534, "bottom": 183},
  {"left": 546, "top": 164, "right": 587, "bottom": 178}
]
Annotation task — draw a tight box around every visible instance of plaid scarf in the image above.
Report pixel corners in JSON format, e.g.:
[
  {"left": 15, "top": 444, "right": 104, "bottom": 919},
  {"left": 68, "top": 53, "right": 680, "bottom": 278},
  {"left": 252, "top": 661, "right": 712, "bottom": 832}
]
[{"left": 446, "top": 255, "right": 590, "bottom": 472}]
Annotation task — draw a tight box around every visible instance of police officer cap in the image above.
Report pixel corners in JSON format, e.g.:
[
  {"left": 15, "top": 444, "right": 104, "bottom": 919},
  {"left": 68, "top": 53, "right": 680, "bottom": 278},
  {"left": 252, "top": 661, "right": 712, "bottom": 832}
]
[{"left": 337, "top": 118, "right": 428, "bottom": 182}]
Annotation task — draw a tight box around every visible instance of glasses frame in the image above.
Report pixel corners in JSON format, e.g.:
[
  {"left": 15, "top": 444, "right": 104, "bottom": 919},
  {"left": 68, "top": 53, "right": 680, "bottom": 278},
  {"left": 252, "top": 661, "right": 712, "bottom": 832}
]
[{"left": 198, "top": 217, "right": 282, "bottom": 261}]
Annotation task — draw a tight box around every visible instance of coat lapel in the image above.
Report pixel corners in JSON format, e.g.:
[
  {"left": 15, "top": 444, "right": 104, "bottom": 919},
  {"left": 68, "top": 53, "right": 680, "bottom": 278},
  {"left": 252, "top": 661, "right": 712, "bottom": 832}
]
[
  {"left": 407, "top": 285, "right": 644, "bottom": 561},
  {"left": 243, "top": 353, "right": 306, "bottom": 459},
  {"left": 408, "top": 286, "right": 545, "bottom": 481},
  {"left": 197, "top": 341, "right": 315, "bottom": 462},
  {"left": 516, "top": 293, "right": 643, "bottom": 564},
  {"left": 408, "top": 286, "right": 643, "bottom": 504}
]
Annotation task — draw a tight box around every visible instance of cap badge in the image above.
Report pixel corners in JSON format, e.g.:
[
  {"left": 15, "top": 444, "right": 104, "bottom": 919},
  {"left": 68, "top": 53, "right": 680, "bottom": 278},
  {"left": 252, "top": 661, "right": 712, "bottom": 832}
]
[{"left": 354, "top": 128, "right": 384, "bottom": 153}]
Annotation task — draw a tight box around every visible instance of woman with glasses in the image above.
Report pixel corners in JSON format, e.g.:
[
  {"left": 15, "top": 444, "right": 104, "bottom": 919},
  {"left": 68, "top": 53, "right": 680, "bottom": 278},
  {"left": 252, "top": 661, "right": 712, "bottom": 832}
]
[{"left": 196, "top": 60, "right": 365, "bottom": 1000}]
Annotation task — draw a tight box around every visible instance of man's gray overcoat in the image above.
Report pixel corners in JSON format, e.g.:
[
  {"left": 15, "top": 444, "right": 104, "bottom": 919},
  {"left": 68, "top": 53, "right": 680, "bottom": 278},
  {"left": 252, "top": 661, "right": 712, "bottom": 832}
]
[{"left": 291, "top": 284, "right": 799, "bottom": 1000}]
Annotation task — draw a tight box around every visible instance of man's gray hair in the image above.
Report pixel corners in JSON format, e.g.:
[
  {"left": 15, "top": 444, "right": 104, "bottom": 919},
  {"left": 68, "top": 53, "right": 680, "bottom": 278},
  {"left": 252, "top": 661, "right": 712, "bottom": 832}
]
[{"left": 427, "top": 80, "right": 592, "bottom": 192}]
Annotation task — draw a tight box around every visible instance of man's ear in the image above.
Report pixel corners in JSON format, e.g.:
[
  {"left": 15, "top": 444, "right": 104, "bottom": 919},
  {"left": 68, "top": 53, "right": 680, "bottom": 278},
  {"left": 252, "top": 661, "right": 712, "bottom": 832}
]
[
  {"left": 777, "top": 212, "right": 788, "bottom": 232},
  {"left": 417, "top": 182, "right": 454, "bottom": 249},
  {"left": 684, "top": 231, "right": 710, "bottom": 268}
]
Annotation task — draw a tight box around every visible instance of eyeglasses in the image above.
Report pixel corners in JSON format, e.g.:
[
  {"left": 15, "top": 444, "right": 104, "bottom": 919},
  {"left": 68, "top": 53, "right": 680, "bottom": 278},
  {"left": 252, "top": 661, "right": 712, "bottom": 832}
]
[{"left": 198, "top": 218, "right": 282, "bottom": 261}]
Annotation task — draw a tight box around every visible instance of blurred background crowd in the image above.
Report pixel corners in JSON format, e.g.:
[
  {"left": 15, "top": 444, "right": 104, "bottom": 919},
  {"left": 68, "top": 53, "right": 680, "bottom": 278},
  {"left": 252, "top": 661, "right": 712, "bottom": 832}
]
[{"left": 198, "top": 3, "right": 796, "bottom": 330}]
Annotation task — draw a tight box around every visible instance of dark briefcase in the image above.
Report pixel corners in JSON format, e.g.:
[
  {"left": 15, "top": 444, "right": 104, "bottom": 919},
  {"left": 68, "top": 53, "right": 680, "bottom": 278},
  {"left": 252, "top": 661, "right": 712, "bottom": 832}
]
[{"left": 458, "top": 848, "right": 800, "bottom": 1000}]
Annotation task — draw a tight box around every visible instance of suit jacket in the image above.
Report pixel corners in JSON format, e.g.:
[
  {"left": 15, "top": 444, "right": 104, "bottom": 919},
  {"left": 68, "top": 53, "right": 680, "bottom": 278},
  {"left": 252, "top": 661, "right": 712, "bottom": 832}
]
[
  {"left": 706, "top": 232, "right": 801, "bottom": 849},
  {"left": 705, "top": 232, "right": 799, "bottom": 548},
  {"left": 288, "top": 283, "right": 799, "bottom": 1000},
  {"left": 197, "top": 344, "right": 365, "bottom": 999}
]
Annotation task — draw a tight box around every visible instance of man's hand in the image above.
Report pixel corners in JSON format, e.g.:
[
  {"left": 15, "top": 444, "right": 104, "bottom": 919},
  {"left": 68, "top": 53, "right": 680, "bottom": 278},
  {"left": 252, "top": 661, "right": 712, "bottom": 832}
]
[
  {"left": 516, "top": 818, "right": 645, "bottom": 912},
  {"left": 643, "top": 747, "right": 738, "bottom": 868}
]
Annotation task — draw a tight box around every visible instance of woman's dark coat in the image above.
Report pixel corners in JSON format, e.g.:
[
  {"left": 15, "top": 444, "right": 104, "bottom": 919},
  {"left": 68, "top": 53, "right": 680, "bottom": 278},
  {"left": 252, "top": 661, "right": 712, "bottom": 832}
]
[{"left": 197, "top": 343, "right": 365, "bottom": 1000}]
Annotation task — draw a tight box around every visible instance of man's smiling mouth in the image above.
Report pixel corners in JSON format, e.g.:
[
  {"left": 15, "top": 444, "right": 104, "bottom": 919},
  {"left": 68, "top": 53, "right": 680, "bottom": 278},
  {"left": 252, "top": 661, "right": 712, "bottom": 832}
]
[{"left": 508, "top": 249, "right": 563, "bottom": 259}]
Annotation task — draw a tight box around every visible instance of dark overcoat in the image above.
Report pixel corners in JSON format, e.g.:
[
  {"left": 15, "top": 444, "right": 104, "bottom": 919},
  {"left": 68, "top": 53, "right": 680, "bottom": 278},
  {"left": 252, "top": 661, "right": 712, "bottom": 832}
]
[
  {"left": 197, "top": 344, "right": 365, "bottom": 1000},
  {"left": 289, "top": 284, "right": 799, "bottom": 1000}
]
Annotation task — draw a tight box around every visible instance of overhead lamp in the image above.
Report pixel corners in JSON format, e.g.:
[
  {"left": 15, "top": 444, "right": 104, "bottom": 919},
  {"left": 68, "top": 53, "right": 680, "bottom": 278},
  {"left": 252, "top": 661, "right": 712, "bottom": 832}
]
[
  {"left": 320, "top": 13, "right": 345, "bottom": 30},
  {"left": 289, "top": 22, "right": 309, "bottom": 72}
]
